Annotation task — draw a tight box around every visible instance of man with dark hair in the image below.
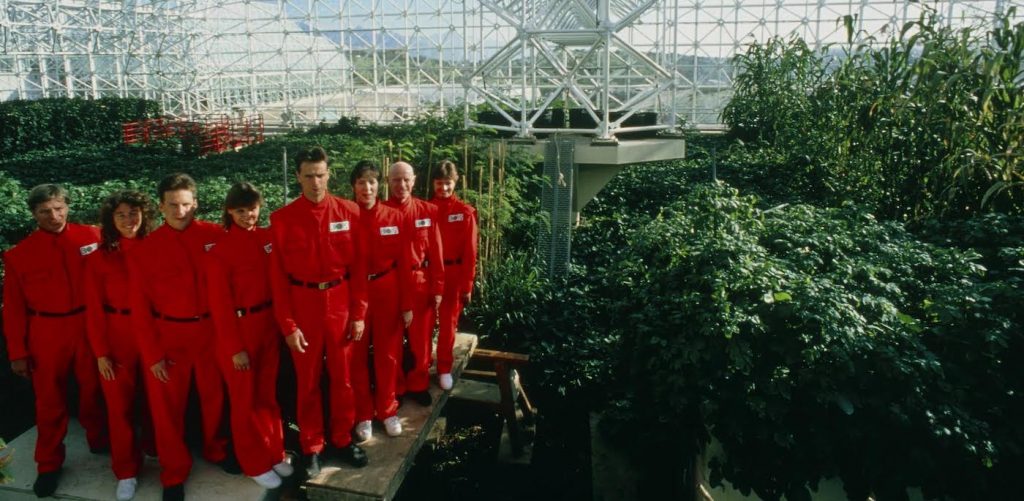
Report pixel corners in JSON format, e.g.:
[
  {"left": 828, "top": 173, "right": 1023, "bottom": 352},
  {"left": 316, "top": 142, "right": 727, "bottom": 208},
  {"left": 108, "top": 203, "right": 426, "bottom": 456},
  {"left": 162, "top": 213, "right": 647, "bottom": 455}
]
[
  {"left": 384, "top": 161, "right": 444, "bottom": 407},
  {"left": 128, "top": 173, "right": 233, "bottom": 500},
  {"left": 270, "top": 147, "right": 370, "bottom": 477},
  {"left": 3, "top": 184, "right": 109, "bottom": 497}
]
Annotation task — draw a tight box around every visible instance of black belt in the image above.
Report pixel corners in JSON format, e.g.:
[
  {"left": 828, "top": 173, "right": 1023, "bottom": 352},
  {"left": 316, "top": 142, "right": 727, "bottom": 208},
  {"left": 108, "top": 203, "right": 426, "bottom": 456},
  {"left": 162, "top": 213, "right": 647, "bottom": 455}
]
[
  {"left": 412, "top": 258, "right": 429, "bottom": 271},
  {"left": 27, "top": 305, "right": 85, "bottom": 318},
  {"left": 289, "top": 273, "right": 348, "bottom": 290},
  {"left": 235, "top": 300, "right": 273, "bottom": 318},
  {"left": 102, "top": 304, "right": 131, "bottom": 316},
  {"left": 152, "top": 309, "right": 210, "bottom": 323},
  {"left": 369, "top": 261, "right": 397, "bottom": 281},
  {"left": 444, "top": 258, "right": 462, "bottom": 266}
]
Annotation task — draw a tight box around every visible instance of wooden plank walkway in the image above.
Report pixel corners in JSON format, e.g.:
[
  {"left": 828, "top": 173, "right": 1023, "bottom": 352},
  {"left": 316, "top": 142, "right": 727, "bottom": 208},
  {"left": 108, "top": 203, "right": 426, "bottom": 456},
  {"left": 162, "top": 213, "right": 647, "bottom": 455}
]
[
  {"left": 305, "top": 332, "right": 478, "bottom": 501},
  {"left": 0, "top": 421, "right": 266, "bottom": 500}
]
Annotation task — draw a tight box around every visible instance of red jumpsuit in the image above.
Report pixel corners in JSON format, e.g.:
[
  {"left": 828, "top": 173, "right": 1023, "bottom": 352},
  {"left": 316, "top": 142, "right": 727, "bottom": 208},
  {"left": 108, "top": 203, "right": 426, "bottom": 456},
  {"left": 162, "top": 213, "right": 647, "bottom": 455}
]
[
  {"left": 84, "top": 237, "right": 149, "bottom": 480},
  {"left": 383, "top": 196, "right": 444, "bottom": 393},
  {"left": 431, "top": 195, "right": 478, "bottom": 376},
  {"left": 2, "top": 224, "right": 108, "bottom": 474},
  {"left": 205, "top": 225, "right": 286, "bottom": 477},
  {"left": 270, "top": 195, "right": 368, "bottom": 454},
  {"left": 351, "top": 202, "right": 414, "bottom": 423},
  {"left": 128, "top": 220, "right": 228, "bottom": 487}
]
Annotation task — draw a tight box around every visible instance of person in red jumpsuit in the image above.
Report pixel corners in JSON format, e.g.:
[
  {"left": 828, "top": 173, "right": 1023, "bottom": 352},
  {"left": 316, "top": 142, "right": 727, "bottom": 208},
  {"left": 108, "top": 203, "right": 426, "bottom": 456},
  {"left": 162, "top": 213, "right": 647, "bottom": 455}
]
[
  {"left": 128, "top": 173, "right": 233, "bottom": 501},
  {"left": 84, "top": 190, "right": 156, "bottom": 501},
  {"left": 269, "top": 146, "right": 369, "bottom": 478},
  {"left": 206, "top": 182, "right": 293, "bottom": 489},
  {"left": 429, "top": 160, "right": 478, "bottom": 391},
  {"left": 348, "top": 161, "right": 414, "bottom": 441},
  {"left": 384, "top": 161, "right": 444, "bottom": 406},
  {"left": 3, "top": 184, "right": 109, "bottom": 497}
]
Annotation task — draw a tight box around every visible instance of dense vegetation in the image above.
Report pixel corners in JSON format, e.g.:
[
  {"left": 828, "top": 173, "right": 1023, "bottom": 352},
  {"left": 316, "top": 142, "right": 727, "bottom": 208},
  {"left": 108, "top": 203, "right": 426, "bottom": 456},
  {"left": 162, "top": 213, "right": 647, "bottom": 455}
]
[
  {"left": 2, "top": 9, "right": 1024, "bottom": 497},
  {"left": 0, "top": 97, "right": 159, "bottom": 157}
]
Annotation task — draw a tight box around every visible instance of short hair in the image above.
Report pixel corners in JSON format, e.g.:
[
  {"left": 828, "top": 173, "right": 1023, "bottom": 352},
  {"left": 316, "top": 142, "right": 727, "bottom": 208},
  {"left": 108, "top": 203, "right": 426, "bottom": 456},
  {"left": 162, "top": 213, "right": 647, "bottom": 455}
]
[
  {"left": 27, "top": 184, "right": 69, "bottom": 212},
  {"left": 99, "top": 190, "right": 156, "bottom": 251},
  {"left": 222, "top": 182, "right": 263, "bottom": 228},
  {"left": 432, "top": 159, "right": 460, "bottom": 182},
  {"left": 295, "top": 146, "right": 329, "bottom": 173},
  {"left": 157, "top": 173, "right": 197, "bottom": 202},
  {"left": 349, "top": 160, "right": 381, "bottom": 186}
]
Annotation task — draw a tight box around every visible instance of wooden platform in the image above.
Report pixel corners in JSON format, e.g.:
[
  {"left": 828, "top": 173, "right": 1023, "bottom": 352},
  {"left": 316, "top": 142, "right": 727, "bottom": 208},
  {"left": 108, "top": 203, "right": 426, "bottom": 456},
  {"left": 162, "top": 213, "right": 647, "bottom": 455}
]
[
  {"left": 304, "top": 332, "right": 478, "bottom": 501},
  {"left": 0, "top": 420, "right": 266, "bottom": 500}
]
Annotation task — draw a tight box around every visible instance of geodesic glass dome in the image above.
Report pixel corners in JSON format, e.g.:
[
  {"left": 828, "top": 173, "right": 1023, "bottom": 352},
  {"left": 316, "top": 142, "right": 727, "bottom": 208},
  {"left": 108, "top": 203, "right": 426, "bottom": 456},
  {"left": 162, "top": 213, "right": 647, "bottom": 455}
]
[{"left": 0, "top": 0, "right": 1017, "bottom": 129}]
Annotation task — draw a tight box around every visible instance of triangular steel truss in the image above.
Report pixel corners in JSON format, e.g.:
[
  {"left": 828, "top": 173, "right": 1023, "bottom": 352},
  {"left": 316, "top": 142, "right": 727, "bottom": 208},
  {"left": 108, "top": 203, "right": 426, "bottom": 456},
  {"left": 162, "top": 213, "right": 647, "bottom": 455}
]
[{"left": 0, "top": 0, "right": 1015, "bottom": 126}]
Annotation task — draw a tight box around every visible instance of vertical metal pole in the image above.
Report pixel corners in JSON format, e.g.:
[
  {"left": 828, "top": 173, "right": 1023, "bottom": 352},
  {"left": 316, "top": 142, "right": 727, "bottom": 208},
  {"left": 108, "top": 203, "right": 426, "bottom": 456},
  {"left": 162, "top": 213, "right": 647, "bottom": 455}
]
[{"left": 283, "top": 146, "right": 289, "bottom": 206}]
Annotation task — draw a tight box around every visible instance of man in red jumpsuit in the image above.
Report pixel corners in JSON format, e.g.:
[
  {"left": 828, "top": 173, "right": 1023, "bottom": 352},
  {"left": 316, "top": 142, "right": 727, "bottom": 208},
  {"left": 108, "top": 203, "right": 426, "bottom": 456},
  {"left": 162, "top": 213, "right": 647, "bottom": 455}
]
[
  {"left": 349, "top": 160, "right": 414, "bottom": 441},
  {"left": 429, "top": 160, "right": 478, "bottom": 391},
  {"left": 128, "top": 173, "right": 232, "bottom": 501},
  {"left": 384, "top": 161, "right": 444, "bottom": 406},
  {"left": 3, "top": 184, "right": 109, "bottom": 497},
  {"left": 270, "top": 146, "right": 370, "bottom": 478}
]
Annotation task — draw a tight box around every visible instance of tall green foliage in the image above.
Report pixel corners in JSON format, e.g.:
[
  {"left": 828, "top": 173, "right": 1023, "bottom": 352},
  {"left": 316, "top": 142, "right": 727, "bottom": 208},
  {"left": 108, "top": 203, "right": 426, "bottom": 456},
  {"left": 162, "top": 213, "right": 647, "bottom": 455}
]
[
  {"left": 723, "top": 9, "right": 1024, "bottom": 219},
  {"left": 0, "top": 97, "right": 160, "bottom": 156}
]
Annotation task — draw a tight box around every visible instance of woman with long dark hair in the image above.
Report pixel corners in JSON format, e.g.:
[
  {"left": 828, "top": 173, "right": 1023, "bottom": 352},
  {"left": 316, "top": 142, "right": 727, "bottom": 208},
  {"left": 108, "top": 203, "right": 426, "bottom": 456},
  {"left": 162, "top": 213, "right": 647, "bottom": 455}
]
[
  {"left": 205, "top": 182, "right": 292, "bottom": 489},
  {"left": 84, "top": 190, "right": 156, "bottom": 501}
]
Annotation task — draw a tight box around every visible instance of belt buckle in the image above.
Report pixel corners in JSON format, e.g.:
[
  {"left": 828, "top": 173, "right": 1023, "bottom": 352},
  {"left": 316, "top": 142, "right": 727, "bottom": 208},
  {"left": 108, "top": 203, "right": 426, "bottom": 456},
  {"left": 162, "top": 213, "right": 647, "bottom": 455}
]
[{"left": 318, "top": 281, "right": 329, "bottom": 290}]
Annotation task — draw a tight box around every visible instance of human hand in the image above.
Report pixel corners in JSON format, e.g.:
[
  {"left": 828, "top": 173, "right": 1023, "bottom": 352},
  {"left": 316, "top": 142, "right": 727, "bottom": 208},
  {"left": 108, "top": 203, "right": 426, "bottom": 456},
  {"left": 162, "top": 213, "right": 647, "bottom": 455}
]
[
  {"left": 150, "top": 359, "right": 172, "bottom": 383},
  {"left": 286, "top": 329, "right": 309, "bottom": 353},
  {"left": 232, "top": 351, "right": 250, "bottom": 371},
  {"left": 401, "top": 310, "right": 413, "bottom": 328},
  {"left": 10, "top": 358, "right": 30, "bottom": 379},
  {"left": 461, "top": 292, "right": 472, "bottom": 305},
  {"left": 98, "top": 356, "right": 117, "bottom": 381},
  {"left": 434, "top": 295, "right": 442, "bottom": 309},
  {"left": 351, "top": 320, "right": 365, "bottom": 341}
]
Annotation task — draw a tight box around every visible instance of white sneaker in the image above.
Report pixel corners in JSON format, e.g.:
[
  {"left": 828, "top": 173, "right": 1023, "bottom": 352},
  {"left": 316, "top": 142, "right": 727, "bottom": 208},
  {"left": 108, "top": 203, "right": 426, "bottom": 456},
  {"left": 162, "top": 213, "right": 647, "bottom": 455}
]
[
  {"left": 384, "top": 415, "right": 403, "bottom": 437},
  {"left": 250, "top": 469, "right": 282, "bottom": 489},
  {"left": 115, "top": 477, "right": 137, "bottom": 501},
  {"left": 439, "top": 373, "right": 453, "bottom": 390},
  {"left": 272, "top": 460, "right": 294, "bottom": 478},
  {"left": 354, "top": 420, "right": 373, "bottom": 442}
]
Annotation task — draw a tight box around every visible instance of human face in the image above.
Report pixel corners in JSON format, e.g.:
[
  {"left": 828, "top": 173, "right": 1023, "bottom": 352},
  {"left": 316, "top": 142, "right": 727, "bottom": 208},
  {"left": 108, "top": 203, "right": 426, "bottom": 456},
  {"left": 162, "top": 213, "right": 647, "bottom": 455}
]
[
  {"left": 33, "top": 198, "right": 69, "bottom": 233},
  {"left": 353, "top": 172, "right": 379, "bottom": 209},
  {"left": 229, "top": 204, "right": 260, "bottom": 230},
  {"left": 388, "top": 162, "right": 415, "bottom": 204},
  {"left": 297, "top": 160, "right": 330, "bottom": 202},
  {"left": 113, "top": 203, "right": 143, "bottom": 239},
  {"left": 160, "top": 189, "right": 197, "bottom": 231},
  {"left": 433, "top": 178, "right": 456, "bottom": 200}
]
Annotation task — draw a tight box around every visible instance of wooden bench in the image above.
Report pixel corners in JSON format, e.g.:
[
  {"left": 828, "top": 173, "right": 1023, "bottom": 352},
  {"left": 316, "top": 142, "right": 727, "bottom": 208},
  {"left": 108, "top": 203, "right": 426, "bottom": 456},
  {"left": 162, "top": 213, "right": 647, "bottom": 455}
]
[{"left": 451, "top": 348, "right": 535, "bottom": 458}]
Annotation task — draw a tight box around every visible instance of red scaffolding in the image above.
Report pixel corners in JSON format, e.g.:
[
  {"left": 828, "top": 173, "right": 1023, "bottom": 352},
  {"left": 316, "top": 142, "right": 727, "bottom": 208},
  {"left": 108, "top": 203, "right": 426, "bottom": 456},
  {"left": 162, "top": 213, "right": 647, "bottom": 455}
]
[{"left": 122, "top": 114, "right": 265, "bottom": 155}]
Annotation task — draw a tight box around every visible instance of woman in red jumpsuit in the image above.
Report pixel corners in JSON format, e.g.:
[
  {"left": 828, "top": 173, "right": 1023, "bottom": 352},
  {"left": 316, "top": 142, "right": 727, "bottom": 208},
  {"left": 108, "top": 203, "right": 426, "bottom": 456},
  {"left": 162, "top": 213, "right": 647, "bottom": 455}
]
[
  {"left": 429, "top": 160, "right": 478, "bottom": 390},
  {"left": 349, "top": 161, "right": 414, "bottom": 441},
  {"left": 206, "top": 182, "right": 292, "bottom": 489},
  {"left": 84, "top": 190, "right": 155, "bottom": 501}
]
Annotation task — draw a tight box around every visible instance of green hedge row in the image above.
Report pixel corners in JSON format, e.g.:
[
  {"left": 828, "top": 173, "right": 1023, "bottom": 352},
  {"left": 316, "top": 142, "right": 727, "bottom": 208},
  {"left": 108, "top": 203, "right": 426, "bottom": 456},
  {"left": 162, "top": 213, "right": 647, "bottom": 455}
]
[{"left": 0, "top": 97, "right": 160, "bottom": 156}]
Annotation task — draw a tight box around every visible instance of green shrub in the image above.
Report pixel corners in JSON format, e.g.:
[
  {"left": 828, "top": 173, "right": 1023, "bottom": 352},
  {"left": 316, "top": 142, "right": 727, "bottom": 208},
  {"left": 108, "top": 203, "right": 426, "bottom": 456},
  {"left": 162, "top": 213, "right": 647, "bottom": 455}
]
[{"left": 0, "top": 97, "right": 159, "bottom": 156}]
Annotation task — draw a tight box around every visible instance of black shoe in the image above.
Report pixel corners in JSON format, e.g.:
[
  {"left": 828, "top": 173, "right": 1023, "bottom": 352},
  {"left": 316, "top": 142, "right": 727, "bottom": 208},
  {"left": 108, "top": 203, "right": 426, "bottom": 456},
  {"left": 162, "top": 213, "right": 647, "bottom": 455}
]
[
  {"left": 407, "top": 390, "right": 432, "bottom": 406},
  {"left": 304, "top": 452, "right": 322, "bottom": 479},
  {"left": 162, "top": 483, "right": 184, "bottom": 501},
  {"left": 89, "top": 444, "right": 110, "bottom": 455},
  {"left": 336, "top": 443, "right": 369, "bottom": 468},
  {"left": 33, "top": 469, "right": 61, "bottom": 497},
  {"left": 217, "top": 453, "right": 242, "bottom": 475}
]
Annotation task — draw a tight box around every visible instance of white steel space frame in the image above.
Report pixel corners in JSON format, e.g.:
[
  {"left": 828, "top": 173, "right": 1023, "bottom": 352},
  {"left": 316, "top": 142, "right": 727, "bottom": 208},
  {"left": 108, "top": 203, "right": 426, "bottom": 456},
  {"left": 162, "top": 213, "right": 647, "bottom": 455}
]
[{"left": 0, "top": 0, "right": 1016, "bottom": 129}]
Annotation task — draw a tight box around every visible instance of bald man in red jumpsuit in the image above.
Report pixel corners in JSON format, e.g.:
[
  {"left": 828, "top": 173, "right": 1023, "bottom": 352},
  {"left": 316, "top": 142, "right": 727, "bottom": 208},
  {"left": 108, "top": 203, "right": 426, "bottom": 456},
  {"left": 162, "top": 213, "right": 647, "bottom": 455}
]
[
  {"left": 270, "top": 147, "right": 369, "bottom": 477},
  {"left": 3, "top": 184, "right": 108, "bottom": 497},
  {"left": 384, "top": 161, "right": 444, "bottom": 406},
  {"left": 128, "top": 173, "right": 230, "bottom": 500}
]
